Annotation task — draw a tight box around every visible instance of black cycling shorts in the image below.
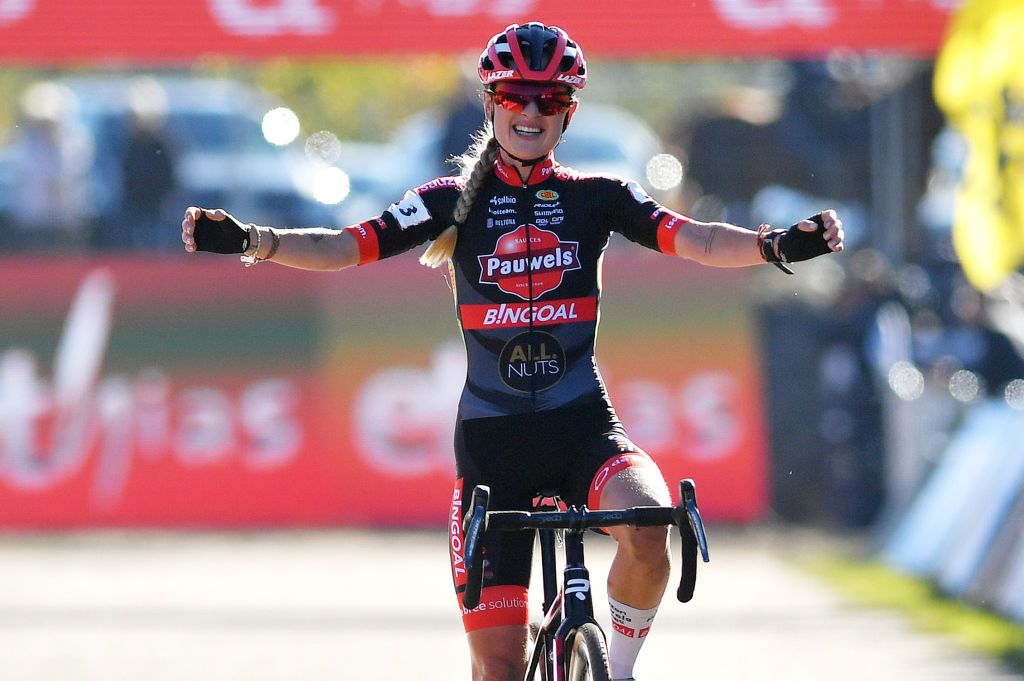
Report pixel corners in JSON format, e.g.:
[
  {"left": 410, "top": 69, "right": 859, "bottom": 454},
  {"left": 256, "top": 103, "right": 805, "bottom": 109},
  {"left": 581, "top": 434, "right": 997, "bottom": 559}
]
[{"left": 447, "top": 400, "right": 662, "bottom": 631}]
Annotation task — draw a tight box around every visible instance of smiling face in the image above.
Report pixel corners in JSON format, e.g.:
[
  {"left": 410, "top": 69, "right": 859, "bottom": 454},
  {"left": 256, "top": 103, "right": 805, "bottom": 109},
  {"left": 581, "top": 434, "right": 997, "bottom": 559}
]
[{"left": 484, "top": 82, "right": 577, "bottom": 166}]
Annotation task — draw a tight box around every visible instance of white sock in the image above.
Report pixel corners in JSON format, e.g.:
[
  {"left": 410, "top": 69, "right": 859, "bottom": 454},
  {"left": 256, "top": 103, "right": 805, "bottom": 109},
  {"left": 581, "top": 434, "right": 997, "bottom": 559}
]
[{"left": 607, "top": 596, "right": 659, "bottom": 680}]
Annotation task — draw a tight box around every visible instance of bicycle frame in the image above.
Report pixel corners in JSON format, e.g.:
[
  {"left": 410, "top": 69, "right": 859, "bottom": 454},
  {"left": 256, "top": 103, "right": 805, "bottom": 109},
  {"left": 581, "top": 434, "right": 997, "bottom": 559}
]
[
  {"left": 528, "top": 524, "right": 601, "bottom": 681},
  {"left": 462, "top": 479, "right": 711, "bottom": 681}
]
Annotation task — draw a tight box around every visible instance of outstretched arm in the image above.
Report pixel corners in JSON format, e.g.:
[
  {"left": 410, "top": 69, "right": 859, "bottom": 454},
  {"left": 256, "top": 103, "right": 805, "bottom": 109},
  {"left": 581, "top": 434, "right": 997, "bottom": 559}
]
[
  {"left": 673, "top": 209, "right": 844, "bottom": 268},
  {"left": 181, "top": 207, "right": 360, "bottom": 271}
]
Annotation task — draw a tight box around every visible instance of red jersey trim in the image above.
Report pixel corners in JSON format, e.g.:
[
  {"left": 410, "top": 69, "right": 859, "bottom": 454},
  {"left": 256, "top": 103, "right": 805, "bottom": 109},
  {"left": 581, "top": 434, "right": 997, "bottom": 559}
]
[
  {"left": 459, "top": 296, "right": 597, "bottom": 330},
  {"left": 494, "top": 153, "right": 558, "bottom": 187},
  {"left": 655, "top": 210, "right": 690, "bottom": 256},
  {"left": 344, "top": 221, "right": 381, "bottom": 265}
]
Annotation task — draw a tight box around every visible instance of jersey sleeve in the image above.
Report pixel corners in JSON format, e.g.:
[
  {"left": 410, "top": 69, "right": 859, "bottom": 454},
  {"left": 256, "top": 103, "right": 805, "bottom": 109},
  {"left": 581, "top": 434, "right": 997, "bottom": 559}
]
[
  {"left": 604, "top": 177, "right": 691, "bottom": 256},
  {"left": 342, "top": 176, "right": 462, "bottom": 264}
]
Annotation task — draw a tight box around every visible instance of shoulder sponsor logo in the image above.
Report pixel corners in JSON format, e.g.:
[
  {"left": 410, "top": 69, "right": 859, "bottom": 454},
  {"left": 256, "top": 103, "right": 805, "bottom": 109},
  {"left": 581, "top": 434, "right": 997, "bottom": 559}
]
[
  {"left": 459, "top": 296, "right": 597, "bottom": 330},
  {"left": 386, "top": 189, "right": 430, "bottom": 229},
  {"left": 477, "top": 225, "right": 581, "bottom": 300},
  {"left": 418, "top": 177, "right": 461, "bottom": 192},
  {"left": 536, "top": 189, "right": 558, "bottom": 201}
]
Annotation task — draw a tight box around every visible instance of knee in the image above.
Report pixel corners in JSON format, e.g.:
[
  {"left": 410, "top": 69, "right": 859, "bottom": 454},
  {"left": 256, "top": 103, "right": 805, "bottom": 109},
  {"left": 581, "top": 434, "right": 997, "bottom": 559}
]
[{"left": 617, "top": 525, "right": 671, "bottom": 569}]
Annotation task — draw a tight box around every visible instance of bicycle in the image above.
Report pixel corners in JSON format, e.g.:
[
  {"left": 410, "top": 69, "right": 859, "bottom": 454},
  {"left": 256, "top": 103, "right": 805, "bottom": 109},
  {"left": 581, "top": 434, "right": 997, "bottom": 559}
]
[{"left": 462, "top": 479, "right": 711, "bottom": 681}]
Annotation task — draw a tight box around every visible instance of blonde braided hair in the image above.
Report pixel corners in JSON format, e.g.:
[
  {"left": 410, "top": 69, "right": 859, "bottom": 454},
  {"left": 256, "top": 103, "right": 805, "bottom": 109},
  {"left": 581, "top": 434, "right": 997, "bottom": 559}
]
[{"left": 420, "top": 127, "right": 501, "bottom": 268}]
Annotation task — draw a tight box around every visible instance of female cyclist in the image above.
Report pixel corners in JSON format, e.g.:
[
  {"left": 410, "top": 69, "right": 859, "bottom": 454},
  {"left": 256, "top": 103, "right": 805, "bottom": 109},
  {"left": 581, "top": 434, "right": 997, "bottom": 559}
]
[{"left": 181, "top": 22, "right": 844, "bottom": 681}]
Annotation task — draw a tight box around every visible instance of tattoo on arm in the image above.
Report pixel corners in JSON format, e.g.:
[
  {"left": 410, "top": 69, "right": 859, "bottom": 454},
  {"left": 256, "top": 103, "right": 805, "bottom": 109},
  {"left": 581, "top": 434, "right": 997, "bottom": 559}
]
[{"left": 703, "top": 226, "right": 716, "bottom": 254}]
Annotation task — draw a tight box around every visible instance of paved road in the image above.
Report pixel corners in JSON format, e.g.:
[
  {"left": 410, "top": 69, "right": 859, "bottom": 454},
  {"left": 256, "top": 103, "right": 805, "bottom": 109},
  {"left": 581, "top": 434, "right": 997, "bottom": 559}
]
[{"left": 0, "top": 528, "right": 1019, "bottom": 681}]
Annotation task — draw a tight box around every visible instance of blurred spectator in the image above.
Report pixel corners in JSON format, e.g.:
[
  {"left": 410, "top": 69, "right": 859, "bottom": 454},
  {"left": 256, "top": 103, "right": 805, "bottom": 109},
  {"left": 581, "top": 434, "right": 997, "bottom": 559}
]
[
  {"left": 3, "top": 82, "right": 92, "bottom": 251},
  {"left": 770, "top": 60, "right": 873, "bottom": 203},
  {"left": 101, "top": 79, "right": 179, "bottom": 250},
  {"left": 438, "top": 64, "right": 484, "bottom": 176},
  {"left": 678, "top": 86, "right": 784, "bottom": 225}
]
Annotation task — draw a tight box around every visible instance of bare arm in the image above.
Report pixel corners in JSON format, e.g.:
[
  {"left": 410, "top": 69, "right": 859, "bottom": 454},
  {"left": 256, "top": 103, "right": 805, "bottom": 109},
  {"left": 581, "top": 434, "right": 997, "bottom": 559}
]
[
  {"left": 181, "top": 207, "right": 360, "bottom": 271},
  {"left": 673, "top": 209, "right": 844, "bottom": 267}
]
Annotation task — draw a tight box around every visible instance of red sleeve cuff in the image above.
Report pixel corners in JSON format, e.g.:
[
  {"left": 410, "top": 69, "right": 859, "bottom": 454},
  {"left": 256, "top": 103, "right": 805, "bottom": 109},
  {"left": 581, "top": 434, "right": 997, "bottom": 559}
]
[
  {"left": 344, "top": 221, "right": 380, "bottom": 265},
  {"left": 655, "top": 211, "right": 689, "bottom": 256}
]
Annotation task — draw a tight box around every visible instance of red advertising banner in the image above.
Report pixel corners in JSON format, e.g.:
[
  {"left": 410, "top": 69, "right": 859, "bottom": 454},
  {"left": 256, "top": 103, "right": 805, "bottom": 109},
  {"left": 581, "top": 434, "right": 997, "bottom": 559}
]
[
  {"left": 0, "top": 251, "right": 767, "bottom": 528},
  {"left": 0, "top": 0, "right": 954, "bottom": 64}
]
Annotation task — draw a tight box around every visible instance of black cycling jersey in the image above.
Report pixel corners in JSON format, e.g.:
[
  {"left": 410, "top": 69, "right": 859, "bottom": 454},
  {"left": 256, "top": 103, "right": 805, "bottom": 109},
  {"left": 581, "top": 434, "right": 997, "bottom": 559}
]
[{"left": 344, "top": 153, "right": 690, "bottom": 419}]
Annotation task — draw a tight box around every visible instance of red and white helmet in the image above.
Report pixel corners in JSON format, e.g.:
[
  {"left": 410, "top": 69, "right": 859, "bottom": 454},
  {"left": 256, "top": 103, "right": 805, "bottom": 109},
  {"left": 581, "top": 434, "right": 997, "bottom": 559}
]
[{"left": 478, "top": 22, "right": 587, "bottom": 90}]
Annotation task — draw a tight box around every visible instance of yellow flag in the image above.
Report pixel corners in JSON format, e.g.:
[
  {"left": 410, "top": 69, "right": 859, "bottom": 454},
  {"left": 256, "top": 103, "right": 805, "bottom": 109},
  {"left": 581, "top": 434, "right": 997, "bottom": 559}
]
[{"left": 935, "top": 0, "right": 1024, "bottom": 290}]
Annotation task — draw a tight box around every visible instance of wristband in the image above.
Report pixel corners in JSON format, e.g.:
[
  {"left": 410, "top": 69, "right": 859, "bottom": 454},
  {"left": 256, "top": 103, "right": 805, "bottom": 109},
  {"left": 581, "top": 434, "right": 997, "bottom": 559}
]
[
  {"left": 757, "top": 223, "right": 794, "bottom": 274},
  {"left": 241, "top": 226, "right": 280, "bottom": 267}
]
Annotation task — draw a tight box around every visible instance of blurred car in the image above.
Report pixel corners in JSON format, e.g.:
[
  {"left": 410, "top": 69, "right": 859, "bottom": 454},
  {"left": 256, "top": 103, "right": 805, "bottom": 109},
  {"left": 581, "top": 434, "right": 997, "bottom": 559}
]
[
  {"left": 330, "top": 102, "right": 678, "bottom": 225},
  {"left": 2, "top": 75, "right": 335, "bottom": 247}
]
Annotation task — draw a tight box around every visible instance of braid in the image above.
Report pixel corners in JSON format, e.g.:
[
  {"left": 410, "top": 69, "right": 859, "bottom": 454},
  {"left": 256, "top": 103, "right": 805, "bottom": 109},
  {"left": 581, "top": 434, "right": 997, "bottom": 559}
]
[{"left": 420, "top": 132, "right": 500, "bottom": 268}]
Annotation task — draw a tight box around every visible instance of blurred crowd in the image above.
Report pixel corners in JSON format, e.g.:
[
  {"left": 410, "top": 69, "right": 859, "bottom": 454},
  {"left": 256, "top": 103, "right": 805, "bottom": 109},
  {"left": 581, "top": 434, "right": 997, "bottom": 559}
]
[{"left": 2, "top": 59, "right": 1021, "bottom": 530}]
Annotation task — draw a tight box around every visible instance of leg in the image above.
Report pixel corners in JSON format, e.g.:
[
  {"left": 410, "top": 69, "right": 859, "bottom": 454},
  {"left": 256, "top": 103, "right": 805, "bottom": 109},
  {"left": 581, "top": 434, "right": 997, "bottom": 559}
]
[
  {"left": 600, "top": 464, "right": 672, "bottom": 609},
  {"left": 467, "top": 624, "right": 530, "bottom": 681},
  {"left": 594, "top": 459, "right": 672, "bottom": 680}
]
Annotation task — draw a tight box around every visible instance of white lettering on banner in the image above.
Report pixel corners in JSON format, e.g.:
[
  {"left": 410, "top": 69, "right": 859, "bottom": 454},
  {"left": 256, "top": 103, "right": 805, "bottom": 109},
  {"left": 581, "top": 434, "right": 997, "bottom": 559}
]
[
  {"left": 712, "top": 0, "right": 835, "bottom": 30},
  {"left": 0, "top": 270, "right": 302, "bottom": 509},
  {"left": 399, "top": 0, "right": 535, "bottom": 17},
  {"left": 208, "top": 0, "right": 335, "bottom": 37},
  {"left": 0, "top": 0, "right": 33, "bottom": 25},
  {"left": 353, "top": 340, "right": 463, "bottom": 475},
  {"left": 614, "top": 372, "right": 741, "bottom": 461},
  {"left": 353, "top": 343, "right": 749, "bottom": 469}
]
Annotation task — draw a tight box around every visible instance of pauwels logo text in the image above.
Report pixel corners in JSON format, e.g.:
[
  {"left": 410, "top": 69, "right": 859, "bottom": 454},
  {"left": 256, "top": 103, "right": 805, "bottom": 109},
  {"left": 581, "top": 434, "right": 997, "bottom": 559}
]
[{"left": 478, "top": 224, "right": 580, "bottom": 300}]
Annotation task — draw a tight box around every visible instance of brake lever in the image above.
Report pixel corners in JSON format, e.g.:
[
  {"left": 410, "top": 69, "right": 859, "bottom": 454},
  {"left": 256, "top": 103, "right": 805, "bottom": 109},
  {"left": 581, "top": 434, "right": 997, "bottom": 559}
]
[
  {"left": 461, "top": 485, "right": 490, "bottom": 611},
  {"left": 682, "top": 479, "right": 710, "bottom": 563},
  {"left": 674, "top": 478, "right": 709, "bottom": 603}
]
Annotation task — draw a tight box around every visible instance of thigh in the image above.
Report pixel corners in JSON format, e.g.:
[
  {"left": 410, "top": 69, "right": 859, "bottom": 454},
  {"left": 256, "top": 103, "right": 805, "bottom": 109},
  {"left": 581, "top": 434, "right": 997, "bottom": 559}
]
[
  {"left": 451, "top": 416, "right": 542, "bottom": 633},
  {"left": 561, "top": 402, "right": 669, "bottom": 510}
]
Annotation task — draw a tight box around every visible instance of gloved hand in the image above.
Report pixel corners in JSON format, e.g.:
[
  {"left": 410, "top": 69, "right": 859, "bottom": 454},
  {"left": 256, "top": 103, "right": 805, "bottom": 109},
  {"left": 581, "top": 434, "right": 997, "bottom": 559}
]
[
  {"left": 759, "top": 210, "right": 843, "bottom": 274},
  {"left": 181, "top": 207, "right": 250, "bottom": 254}
]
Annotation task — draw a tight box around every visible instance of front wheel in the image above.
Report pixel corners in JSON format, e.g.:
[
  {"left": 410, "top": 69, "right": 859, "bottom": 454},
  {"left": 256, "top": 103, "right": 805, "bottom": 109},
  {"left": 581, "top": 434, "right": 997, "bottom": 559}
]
[{"left": 566, "top": 622, "right": 611, "bottom": 681}]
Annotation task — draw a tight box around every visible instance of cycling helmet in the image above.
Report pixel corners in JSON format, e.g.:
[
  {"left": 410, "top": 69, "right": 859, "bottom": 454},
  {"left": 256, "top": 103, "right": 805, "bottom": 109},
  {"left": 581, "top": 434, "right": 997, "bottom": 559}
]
[{"left": 478, "top": 22, "right": 587, "bottom": 90}]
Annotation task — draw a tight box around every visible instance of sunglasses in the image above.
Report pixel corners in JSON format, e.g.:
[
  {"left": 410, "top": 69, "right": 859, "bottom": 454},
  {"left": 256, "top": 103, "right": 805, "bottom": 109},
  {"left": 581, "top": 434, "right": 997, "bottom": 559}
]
[{"left": 491, "top": 87, "right": 575, "bottom": 117}]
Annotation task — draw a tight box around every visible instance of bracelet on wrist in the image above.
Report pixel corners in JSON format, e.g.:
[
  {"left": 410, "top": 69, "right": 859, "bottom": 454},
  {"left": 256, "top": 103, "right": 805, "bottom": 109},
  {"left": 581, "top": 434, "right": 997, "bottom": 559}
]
[
  {"left": 756, "top": 223, "right": 794, "bottom": 274},
  {"left": 241, "top": 226, "right": 279, "bottom": 267}
]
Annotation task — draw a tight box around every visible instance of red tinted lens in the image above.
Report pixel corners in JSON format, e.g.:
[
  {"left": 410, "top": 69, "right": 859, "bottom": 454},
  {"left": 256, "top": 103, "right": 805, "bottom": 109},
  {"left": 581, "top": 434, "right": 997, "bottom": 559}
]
[
  {"left": 535, "top": 93, "right": 573, "bottom": 115},
  {"left": 493, "top": 91, "right": 531, "bottom": 113},
  {"left": 493, "top": 89, "right": 572, "bottom": 116}
]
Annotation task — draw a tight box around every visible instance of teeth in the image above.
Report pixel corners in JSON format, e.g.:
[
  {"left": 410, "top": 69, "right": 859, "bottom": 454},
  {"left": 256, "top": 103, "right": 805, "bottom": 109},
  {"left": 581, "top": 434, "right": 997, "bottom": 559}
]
[{"left": 514, "top": 125, "right": 542, "bottom": 134}]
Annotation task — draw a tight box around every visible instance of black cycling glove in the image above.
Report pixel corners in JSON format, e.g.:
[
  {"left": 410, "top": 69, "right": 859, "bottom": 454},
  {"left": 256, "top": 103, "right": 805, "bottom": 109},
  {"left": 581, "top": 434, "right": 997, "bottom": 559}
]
[
  {"left": 759, "top": 213, "right": 831, "bottom": 274},
  {"left": 193, "top": 213, "right": 251, "bottom": 254}
]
